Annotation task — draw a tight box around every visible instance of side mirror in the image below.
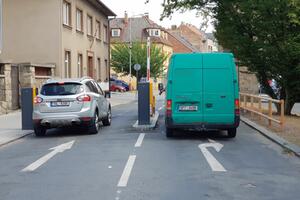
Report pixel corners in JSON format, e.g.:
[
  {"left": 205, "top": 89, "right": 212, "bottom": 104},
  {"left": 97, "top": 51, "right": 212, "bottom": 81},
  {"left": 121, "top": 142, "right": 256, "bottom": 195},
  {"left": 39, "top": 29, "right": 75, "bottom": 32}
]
[
  {"left": 104, "top": 91, "right": 111, "bottom": 98},
  {"left": 158, "top": 83, "right": 164, "bottom": 91},
  {"left": 158, "top": 83, "right": 165, "bottom": 95}
]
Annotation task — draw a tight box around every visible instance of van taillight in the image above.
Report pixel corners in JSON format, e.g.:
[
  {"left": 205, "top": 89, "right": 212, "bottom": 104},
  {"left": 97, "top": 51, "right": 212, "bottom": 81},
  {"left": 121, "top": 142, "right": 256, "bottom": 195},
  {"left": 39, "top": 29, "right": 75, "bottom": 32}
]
[
  {"left": 34, "top": 96, "right": 43, "bottom": 104},
  {"left": 235, "top": 99, "right": 240, "bottom": 115},
  {"left": 166, "top": 100, "right": 172, "bottom": 110},
  {"left": 166, "top": 100, "right": 172, "bottom": 117},
  {"left": 77, "top": 94, "right": 91, "bottom": 102}
]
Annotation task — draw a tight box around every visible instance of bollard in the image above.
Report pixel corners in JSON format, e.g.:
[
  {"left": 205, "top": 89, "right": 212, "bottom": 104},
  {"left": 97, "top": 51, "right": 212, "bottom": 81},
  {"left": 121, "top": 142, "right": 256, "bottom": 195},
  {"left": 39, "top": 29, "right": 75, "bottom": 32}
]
[
  {"left": 138, "top": 82, "right": 150, "bottom": 125},
  {"left": 21, "top": 88, "right": 36, "bottom": 130}
]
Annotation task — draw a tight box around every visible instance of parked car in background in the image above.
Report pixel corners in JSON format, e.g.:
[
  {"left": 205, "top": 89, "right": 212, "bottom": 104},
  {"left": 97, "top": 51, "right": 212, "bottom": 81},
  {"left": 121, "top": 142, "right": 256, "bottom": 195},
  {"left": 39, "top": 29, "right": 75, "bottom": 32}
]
[
  {"left": 33, "top": 77, "right": 112, "bottom": 136},
  {"left": 110, "top": 78, "right": 130, "bottom": 91},
  {"left": 110, "top": 80, "right": 126, "bottom": 92}
]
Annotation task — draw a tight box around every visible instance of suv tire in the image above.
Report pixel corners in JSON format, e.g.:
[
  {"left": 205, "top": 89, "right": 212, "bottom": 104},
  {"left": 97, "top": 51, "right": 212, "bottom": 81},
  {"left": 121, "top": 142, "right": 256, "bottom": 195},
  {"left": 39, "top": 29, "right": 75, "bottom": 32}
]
[
  {"left": 34, "top": 125, "right": 46, "bottom": 137},
  {"left": 102, "top": 107, "right": 111, "bottom": 126},
  {"left": 89, "top": 111, "right": 100, "bottom": 134}
]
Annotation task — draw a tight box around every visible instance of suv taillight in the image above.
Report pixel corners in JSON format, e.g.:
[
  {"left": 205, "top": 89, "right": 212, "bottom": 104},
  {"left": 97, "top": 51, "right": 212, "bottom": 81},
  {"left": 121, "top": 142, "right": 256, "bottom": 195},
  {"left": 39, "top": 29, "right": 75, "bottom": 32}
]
[
  {"left": 34, "top": 96, "right": 43, "bottom": 104},
  {"left": 166, "top": 100, "right": 172, "bottom": 117},
  {"left": 235, "top": 99, "right": 240, "bottom": 115},
  {"left": 77, "top": 94, "right": 91, "bottom": 102}
]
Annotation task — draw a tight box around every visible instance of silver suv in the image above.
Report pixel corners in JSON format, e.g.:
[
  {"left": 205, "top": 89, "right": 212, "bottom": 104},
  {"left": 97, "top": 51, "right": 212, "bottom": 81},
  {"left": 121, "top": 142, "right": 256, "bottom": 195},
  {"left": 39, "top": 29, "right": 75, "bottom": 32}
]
[{"left": 33, "top": 77, "right": 111, "bottom": 136}]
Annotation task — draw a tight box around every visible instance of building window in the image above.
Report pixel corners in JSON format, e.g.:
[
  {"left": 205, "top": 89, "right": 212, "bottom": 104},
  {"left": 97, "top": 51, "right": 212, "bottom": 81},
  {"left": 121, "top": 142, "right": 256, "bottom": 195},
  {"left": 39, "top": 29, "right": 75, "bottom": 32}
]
[
  {"left": 97, "top": 58, "right": 101, "bottom": 81},
  {"left": 103, "top": 25, "right": 108, "bottom": 42},
  {"left": 96, "top": 20, "right": 101, "bottom": 39},
  {"left": 65, "top": 51, "right": 71, "bottom": 78},
  {"left": 148, "top": 29, "right": 160, "bottom": 37},
  {"left": 111, "top": 29, "right": 120, "bottom": 37},
  {"left": 63, "top": 1, "right": 71, "bottom": 26},
  {"left": 87, "top": 15, "right": 93, "bottom": 36},
  {"left": 78, "top": 54, "right": 83, "bottom": 77},
  {"left": 76, "top": 9, "right": 83, "bottom": 32}
]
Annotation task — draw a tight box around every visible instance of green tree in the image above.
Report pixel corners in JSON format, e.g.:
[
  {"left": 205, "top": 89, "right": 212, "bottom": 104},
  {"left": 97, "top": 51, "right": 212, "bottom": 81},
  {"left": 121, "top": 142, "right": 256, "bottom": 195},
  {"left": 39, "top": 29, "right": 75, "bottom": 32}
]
[
  {"left": 159, "top": 0, "right": 300, "bottom": 115},
  {"left": 111, "top": 42, "right": 168, "bottom": 80}
]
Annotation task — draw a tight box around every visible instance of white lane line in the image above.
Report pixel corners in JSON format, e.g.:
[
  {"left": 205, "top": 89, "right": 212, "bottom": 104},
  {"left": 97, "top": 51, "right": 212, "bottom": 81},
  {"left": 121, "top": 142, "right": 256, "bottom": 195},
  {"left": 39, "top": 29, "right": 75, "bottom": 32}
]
[
  {"left": 117, "top": 155, "right": 136, "bottom": 187},
  {"left": 198, "top": 142, "right": 226, "bottom": 172},
  {"left": 134, "top": 133, "right": 145, "bottom": 147}
]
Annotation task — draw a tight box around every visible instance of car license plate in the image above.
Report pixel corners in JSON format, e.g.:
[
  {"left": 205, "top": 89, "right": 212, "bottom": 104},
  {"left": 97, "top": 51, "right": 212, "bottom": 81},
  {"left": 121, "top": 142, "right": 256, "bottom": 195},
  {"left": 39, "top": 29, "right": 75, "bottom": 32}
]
[
  {"left": 51, "top": 101, "right": 70, "bottom": 107},
  {"left": 179, "top": 105, "right": 198, "bottom": 111}
]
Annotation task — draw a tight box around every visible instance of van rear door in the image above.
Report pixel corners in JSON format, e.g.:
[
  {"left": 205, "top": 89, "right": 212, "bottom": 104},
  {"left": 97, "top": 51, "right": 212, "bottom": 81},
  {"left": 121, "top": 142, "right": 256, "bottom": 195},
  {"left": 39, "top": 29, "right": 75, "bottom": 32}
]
[
  {"left": 171, "top": 54, "right": 203, "bottom": 124},
  {"left": 202, "top": 54, "right": 235, "bottom": 124}
]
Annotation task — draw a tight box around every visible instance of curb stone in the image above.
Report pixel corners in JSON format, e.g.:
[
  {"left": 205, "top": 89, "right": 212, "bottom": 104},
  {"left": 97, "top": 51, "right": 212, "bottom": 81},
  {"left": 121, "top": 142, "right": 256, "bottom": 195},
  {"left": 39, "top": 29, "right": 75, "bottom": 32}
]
[
  {"left": 241, "top": 116, "right": 300, "bottom": 157},
  {"left": 133, "top": 111, "right": 159, "bottom": 131}
]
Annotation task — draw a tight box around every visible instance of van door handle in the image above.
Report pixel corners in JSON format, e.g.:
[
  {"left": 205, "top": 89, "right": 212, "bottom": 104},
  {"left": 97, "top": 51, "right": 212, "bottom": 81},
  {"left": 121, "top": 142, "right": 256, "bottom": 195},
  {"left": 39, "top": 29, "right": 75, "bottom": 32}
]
[
  {"left": 206, "top": 103, "right": 213, "bottom": 108},
  {"left": 220, "top": 95, "right": 226, "bottom": 98}
]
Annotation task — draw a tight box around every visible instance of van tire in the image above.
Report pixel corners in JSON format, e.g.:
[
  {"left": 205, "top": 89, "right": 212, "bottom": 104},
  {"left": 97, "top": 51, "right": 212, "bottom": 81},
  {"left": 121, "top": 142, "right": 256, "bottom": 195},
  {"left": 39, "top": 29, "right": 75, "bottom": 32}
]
[
  {"left": 227, "top": 128, "right": 237, "bottom": 138},
  {"left": 34, "top": 126, "right": 46, "bottom": 137},
  {"left": 89, "top": 111, "right": 100, "bottom": 134},
  {"left": 166, "top": 128, "right": 174, "bottom": 137}
]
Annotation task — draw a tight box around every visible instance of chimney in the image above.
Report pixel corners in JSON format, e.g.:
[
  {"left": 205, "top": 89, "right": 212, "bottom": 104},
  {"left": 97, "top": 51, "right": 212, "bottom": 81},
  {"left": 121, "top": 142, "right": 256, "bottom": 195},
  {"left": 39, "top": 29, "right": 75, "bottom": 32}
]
[
  {"left": 171, "top": 25, "right": 177, "bottom": 30},
  {"left": 144, "top": 12, "right": 149, "bottom": 19},
  {"left": 124, "top": 11, "right": 128, "bottom": 24}
]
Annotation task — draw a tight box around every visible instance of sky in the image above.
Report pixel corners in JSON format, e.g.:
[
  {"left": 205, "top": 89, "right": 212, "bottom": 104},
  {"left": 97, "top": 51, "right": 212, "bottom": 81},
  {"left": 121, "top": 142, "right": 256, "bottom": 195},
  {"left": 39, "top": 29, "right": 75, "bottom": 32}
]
[{"left": 101, "top": 0, "right": 214, "bottom": 33}]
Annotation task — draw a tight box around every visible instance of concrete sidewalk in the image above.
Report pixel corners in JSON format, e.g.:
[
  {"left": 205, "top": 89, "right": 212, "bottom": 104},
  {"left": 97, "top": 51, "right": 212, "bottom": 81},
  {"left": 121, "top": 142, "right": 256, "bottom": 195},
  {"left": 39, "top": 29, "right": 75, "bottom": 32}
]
[{"left": 0, "top": 92, "right": 137, "bottom": 147}]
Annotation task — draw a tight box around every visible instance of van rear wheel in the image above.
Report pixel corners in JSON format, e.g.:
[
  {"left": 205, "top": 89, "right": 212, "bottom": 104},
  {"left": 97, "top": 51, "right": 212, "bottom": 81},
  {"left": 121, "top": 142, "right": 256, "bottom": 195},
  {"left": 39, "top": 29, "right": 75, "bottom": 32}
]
[
  {"left": 227, "top": 128, "right": 237, "bottom": 138},
  {"left": 166, "top": 128, "right": 174, "bottom": 138}
]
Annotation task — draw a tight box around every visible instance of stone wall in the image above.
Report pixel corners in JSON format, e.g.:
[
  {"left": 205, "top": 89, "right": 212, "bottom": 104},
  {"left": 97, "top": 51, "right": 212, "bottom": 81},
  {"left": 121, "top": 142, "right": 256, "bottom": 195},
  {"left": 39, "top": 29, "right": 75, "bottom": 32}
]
[
  {"left": 0, "top": 63, "right": 55, "bottom": 115},
  {"left": 239, "top": 67, "right": 259, "bottom": 94}
]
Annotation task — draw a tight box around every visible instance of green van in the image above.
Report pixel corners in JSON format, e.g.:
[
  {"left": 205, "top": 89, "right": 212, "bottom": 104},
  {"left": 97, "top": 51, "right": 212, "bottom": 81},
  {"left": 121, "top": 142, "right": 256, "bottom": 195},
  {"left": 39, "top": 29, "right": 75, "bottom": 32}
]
[{"left": 162, "top": 53, "right": 240, "bottom": 138}]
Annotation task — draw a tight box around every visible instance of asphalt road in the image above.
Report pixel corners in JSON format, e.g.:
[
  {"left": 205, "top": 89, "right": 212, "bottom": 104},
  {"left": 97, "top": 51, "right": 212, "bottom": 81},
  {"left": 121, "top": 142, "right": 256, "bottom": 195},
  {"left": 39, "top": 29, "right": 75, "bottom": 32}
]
[{"left": 0, "top": 100, "right": 300, "bottom": 200}]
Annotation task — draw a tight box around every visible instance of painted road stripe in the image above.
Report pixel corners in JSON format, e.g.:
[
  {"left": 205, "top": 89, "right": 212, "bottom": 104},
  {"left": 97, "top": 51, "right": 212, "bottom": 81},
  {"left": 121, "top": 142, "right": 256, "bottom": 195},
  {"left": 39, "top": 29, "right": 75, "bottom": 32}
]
[
  {"left": 198, "top": 142, "right": 226, "bottom": 172},
  {"left": 135, "top": 133, "right": 145, "bottom": 147},
  {"left": 118, "top": 155, "right": 136, "bottom": 187}
]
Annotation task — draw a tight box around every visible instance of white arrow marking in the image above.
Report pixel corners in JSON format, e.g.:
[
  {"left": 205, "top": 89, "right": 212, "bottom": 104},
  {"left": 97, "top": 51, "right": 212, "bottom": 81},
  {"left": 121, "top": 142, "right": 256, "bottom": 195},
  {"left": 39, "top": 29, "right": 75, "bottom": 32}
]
[
  {"left": 199, "top": 141, "right": 226, "bottom": 172},
  {"left": 21, "top": 140, "right": 75, "bottom": 172}
]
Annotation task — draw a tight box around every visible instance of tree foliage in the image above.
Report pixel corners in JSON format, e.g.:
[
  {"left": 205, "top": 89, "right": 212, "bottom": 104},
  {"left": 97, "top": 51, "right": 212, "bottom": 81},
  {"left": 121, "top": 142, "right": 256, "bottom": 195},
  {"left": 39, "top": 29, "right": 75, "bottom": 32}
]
[
  {"left": 160, "top": 0, "right": 300, "bottom": 115},
  {"left": 111, "top": 42, "right": 168, "bottom": 80}
]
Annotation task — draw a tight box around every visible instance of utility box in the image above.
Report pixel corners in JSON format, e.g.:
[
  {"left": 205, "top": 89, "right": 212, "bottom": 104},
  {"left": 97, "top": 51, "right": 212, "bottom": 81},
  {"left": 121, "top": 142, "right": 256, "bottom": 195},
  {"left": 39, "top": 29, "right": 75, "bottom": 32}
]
[
  {"left": 21, "top": 88, "right": 35, "bottom": 130},
  {"left": 138, "top": 82, "right": 150, "bottom": 125}
]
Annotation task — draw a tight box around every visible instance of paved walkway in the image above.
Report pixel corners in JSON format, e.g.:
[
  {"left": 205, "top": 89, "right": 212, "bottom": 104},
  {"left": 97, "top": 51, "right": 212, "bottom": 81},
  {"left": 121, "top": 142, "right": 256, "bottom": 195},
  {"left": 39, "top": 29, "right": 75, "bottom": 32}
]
[{"left": 0, "top": 92, "right": 137, "bottom": 146}]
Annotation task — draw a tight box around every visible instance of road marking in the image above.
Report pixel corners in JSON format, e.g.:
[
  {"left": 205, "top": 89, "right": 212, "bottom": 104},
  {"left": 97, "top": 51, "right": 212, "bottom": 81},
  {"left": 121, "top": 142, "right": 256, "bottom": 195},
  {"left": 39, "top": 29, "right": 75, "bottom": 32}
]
[
  {"left": 134, "top": 133, "right": 145, "bottom": 147},
  {"left": 21, "top": 140, "right": 75, "bottom": 172},
  {"left": 118, "top": 155, "right": 136, "bottom": 187},
  {"left": 198, "top": 141, "right": 226, "bottom": 172}
]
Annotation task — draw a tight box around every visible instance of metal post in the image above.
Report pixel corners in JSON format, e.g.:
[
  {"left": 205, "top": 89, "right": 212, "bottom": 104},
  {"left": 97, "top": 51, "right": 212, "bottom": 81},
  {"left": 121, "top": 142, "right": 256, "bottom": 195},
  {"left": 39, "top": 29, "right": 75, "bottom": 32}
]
[
  {"left": 138, "top": 82, "right": 150, "bottom": 125},
  {"left": 146, "top": 37, "right": 150, "bottom": 82},
  {"left": 21, "top": 88, "right": 35, "bottom": 130},
  {"left": 268, "top": 100, "right": 272, "bottom": 126}
]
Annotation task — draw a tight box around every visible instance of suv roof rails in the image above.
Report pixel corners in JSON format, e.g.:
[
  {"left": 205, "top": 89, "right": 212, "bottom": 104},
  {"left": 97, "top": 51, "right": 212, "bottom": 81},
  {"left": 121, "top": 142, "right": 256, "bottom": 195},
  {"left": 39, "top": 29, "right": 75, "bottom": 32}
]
[{"left": 79, "top": 76, "right": 92, "bottom": 81}]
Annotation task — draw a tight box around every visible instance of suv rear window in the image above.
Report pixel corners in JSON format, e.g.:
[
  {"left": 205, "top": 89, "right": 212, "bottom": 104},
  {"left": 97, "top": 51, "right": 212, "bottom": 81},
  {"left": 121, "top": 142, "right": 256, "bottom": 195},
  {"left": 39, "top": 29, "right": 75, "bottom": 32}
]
[{"left": 41, "top": 83, "right": 83, "bottom": 96}]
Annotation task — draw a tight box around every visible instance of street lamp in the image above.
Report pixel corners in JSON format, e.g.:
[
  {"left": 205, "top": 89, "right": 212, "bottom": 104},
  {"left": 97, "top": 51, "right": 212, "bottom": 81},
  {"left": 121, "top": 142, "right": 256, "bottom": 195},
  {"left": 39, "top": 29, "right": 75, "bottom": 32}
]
[{"left": 128, "top": 12, "right": 144, "bottom": 90}]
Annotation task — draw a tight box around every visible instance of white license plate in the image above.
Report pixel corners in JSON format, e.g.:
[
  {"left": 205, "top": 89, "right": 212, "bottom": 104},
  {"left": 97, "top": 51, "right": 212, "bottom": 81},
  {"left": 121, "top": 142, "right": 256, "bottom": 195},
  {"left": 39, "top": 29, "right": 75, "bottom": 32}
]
[
  {"left": 179, "top": 105, "right": 198, "bottom": 111},
  {"left": 51, "top": 101, "right": 70, "bottom": 107}
]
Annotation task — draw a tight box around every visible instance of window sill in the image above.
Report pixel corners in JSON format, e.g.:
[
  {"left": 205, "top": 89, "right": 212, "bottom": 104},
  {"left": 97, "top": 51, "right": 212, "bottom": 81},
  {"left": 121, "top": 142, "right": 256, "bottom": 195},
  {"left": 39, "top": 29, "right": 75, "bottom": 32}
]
[
  {"left": 76, "top": 30, "right": 84, "bottom": 34},
  {"left": 87, "top": 35, "right": 94, "bottom": 40},
  {"left": 63, "top": 24, "right": 72, "bottom": 30}
]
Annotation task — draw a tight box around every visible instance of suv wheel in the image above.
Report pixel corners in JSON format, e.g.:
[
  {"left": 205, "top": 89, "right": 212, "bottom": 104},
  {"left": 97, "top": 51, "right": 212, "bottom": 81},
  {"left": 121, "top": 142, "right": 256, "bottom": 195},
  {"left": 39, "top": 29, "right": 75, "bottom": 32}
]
[
  {"left": 102, "top": 107, "right": 111, "bottom": 126},
  {"left": 227, "top": 128, "right": 237, "bottom": 138},
  {"left": 34, "top": 125, "right": 46, "bottom": 137},
  {"left": 89, "top": 111, "right": 100, "bottom": 134}
]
